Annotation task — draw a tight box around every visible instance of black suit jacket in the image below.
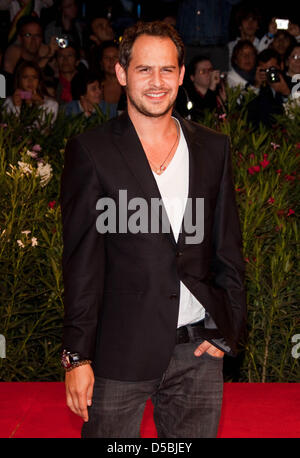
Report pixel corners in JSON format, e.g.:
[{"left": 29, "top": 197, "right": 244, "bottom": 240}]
[{"left": 60, "top": 111, "right": 247, "bottom": 380}]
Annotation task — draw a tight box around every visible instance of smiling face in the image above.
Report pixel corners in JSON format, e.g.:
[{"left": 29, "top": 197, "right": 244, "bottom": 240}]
[{"left": 116, "top": 34, "right": 184, "bottom": 119}]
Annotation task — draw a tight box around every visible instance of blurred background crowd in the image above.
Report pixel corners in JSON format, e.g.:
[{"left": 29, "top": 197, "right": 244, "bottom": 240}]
[{"left": 0, "top": 0, "right": 299, "bottom": 128}]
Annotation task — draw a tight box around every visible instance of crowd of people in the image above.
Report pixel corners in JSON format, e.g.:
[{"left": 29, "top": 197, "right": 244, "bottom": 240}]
[{"left": 0, "top": 0, "right": 299, "bottom": 128}]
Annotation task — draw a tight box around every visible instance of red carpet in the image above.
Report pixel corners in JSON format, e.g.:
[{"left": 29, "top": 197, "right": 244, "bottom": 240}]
[{"left": 0, "top": 383, "right": 299, "bottom": 438}]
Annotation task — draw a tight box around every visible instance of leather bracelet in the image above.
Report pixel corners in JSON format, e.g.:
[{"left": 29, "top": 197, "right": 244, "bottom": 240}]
[{"left": 65, "top": 360, "right": 92, "bottom": 372}]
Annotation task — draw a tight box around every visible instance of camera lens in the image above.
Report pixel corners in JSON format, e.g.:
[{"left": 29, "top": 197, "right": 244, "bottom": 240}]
[{"left": 56, "top": 37, "right": 69, "bottom": 48}]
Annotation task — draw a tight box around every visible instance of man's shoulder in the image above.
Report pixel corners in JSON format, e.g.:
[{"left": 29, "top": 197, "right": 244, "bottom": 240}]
[
  {"left": 4, "top": 43, "right": 21, "bottom": 56},
  {"left": 67, "top": 115, "right": 120, "bottom": 151},
  {"left": 179, "top": 115, "right": 228, "bottom": 145}
]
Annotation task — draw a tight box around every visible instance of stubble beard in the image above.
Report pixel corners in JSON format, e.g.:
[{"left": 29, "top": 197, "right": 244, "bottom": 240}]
[{"left": 126, "top": 85, "right": 176, "bottom": 118}]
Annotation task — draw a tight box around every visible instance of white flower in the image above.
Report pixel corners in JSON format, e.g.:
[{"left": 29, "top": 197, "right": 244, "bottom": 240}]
[
  {"left": 18, "top": 161, "right": 33, "bottom": 175},
  {"left": 6, "top": 164, "right": 17, "bottom": 178},
  {"left": 17, "top": 240, "right": 25, "bottom": 248},
  {"left": 21, "top": 230, "right": 31, "bottom": 236},
  {"left": 26, "top": 149, "right": 38, "bottom": 159},
  {"left": 36, "top": 162, "right": 52, "bottom": 187},
  {"left": 31, "top": 237, "right": 38, "bottom": 247}
]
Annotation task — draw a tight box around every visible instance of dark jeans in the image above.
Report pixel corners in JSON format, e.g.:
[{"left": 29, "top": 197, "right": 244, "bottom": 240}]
[{"left": 81, "top": 339, "right": 224, "bottom": 438}]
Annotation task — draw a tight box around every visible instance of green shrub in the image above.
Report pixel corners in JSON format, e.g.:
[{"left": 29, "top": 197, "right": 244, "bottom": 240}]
[{"left": 0, "top": 94, "right": 299, "bottom": 381}]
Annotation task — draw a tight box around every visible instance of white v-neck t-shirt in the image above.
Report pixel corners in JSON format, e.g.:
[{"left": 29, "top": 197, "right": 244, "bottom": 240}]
[{"left": 152, "top": 118, "right": 206, "bottom": 328}]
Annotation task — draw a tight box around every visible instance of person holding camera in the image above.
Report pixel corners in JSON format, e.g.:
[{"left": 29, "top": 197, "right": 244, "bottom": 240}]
[
  {"left": 44, "top": 0, "right": 85, "bottom": 51},
  {"left": 247, "top": 48, "right": 290, "bottom": 128},
  {"left": 3, "top": 16, "right": 60, "bottom": 82},
  {"left": 3, "top": 60, "right": 58, "bottom": 120},
  {"left": 176, "top": 55, "right": 226, "bottom": 121},
  {"left": 270, "top": 30, "right": 297, "bottom": 67}
]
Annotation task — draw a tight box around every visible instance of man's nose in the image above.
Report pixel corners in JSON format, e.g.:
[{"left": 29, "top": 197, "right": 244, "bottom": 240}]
[{"left": 150, "top": 69, "right": 164, "bottom": 87}]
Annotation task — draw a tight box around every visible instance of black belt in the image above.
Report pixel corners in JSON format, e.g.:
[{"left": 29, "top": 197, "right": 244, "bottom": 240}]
[{"left": 176, "top": 319, "right": 222, "bottom": 344}]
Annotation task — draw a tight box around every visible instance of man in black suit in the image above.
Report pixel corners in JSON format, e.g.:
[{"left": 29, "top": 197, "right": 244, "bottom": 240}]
[{"left": 60, "top": 21, "right": 247, "bottom": 438}]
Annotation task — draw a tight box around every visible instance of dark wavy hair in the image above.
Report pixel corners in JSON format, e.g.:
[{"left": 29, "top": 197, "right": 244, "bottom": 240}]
[
  {"left": 71, "top": 71, "right": 101, "bottom": 99},
  {"left": 14, "top": 60, "right": 46, "bottom": 98},
  {"left": 119, "top": 20, "right": 185, "bottom": 71}
]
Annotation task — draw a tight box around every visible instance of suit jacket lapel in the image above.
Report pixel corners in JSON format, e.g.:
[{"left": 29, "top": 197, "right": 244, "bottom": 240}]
[
  {"left": 112, "top": 111, "right": 177, "bottom": 246},
  {"left": 176, "top": 114, "right": 205, "bottom": 251},
  {"left": 112, "top": 111, "right": 206, "bottom": 250}
]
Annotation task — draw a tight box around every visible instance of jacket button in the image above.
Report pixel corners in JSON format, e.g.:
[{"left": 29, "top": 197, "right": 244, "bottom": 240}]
[
  {"left": 176, "top": 252, "right": 183, "bottom": 257},
  {"left": 170, "top": 294, "right": 178, "bottom": 299}
]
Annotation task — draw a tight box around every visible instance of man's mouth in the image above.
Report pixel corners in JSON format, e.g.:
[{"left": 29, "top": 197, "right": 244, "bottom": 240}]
[{"left": 145, "top": 92, "right": 168, "bottom": 100}]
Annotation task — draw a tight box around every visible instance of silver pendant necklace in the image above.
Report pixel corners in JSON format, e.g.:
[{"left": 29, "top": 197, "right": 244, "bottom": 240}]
[{"left": 148, "top": 120, "right": 179, "bottom": 175}]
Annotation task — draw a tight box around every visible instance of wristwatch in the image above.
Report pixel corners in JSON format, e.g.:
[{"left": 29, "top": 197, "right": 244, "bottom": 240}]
[{"left": 61, "top": 349, "right": 91, "bottom": 371}]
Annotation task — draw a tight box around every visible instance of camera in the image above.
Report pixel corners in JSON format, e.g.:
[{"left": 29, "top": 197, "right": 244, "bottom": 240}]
[
  {"left": 220, "top": 72, "right": 227, "bottom": 82},
  {"left": 275, "top": 18, "right": 289, "bottom": 30},
  {"left": 265, "top": 66, "right": 280, "bottom": 84},
  {"left": 56, "top": 36, "right": 69, "bottom": 48},
  {"left": 19, "top": 90, "right": 32, "bottom": 100}
]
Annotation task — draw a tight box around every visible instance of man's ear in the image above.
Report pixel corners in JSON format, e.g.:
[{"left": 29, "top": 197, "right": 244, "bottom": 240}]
[
  {"left": 115, "top": 62, "right": 127, "bottom": 87},
  {"left": 179, "top": 64, "right": 185, "bottom": 86}
]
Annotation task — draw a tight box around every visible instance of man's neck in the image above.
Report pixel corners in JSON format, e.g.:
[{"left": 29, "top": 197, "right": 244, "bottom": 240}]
[{"left": 128, "top": 105, "right": 175, "bottom": 145}]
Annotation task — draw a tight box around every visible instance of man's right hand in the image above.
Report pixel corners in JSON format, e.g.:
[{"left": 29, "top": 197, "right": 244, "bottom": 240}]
[{"left": 65, "top": 364, "right": 95, "bottom": 422}]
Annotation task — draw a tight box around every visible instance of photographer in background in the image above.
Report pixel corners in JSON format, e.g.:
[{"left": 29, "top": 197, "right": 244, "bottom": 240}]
[
  {"left": 44, "top": 0, "right": 85, "bottom": 51},
  {"left": 176, "top": 55, "right": 226, "bottom": 121},
  {"left": 3, "top": 60, "right": 58, "bottom": 120},
  {"left": 3, "top": 16, "right": 58, "bottom": 77},
  {"left": 247, "top": 48, "right": 290, "bottom": 128}
]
